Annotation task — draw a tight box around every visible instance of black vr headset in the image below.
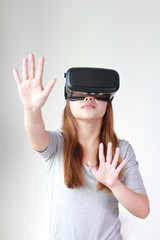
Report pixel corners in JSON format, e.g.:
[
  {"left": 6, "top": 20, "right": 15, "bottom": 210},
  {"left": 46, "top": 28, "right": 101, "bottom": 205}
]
[{"left": 64, "top": 67, "right": 120, "bottom": 102}]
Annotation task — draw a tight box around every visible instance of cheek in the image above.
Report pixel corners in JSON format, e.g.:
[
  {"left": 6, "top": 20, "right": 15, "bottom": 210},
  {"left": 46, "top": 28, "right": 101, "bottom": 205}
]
[
  {"left": 99, "top": 103, "right": 107, "bottom": 115},
  {"left": 69, "top": 102, "right": 79, "bottom": 117}
]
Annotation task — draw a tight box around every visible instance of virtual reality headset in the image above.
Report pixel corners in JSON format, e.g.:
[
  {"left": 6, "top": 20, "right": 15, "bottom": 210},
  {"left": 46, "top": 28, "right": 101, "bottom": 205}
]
[{"left": 64, "top": 67, "right": 120, "bottom": 102}]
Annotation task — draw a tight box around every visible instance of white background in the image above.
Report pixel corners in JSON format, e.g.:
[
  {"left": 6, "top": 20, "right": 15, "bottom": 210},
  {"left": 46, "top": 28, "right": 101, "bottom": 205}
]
[{"left": 0, "top": 0, "right": 160, "bottom": 239}]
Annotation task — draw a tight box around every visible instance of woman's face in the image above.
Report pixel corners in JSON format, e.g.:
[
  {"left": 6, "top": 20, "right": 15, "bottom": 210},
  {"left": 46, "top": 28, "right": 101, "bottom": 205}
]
[{"left": 68, "top": 94, "right": 108, "bottom": 121}]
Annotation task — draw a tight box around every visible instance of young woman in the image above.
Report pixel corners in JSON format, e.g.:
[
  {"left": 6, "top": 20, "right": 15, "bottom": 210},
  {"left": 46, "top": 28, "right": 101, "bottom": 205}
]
[{"left": 13, "top": 54, "right": 150, "bottom": 240}]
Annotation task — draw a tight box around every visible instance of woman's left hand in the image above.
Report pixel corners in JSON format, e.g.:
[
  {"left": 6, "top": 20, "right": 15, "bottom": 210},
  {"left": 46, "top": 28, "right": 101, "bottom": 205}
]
[{"left": 88, "top": 142, "right": 127, "bottom": 189}]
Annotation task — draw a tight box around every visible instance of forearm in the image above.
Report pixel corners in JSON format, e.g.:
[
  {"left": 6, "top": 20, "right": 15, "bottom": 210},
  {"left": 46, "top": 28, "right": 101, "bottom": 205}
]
[
  {"left": 24, "top": 109, "right": 49, "bottom": 151},
  {"left": 110, "top": 181, "right": 150, "bottom": 219}
]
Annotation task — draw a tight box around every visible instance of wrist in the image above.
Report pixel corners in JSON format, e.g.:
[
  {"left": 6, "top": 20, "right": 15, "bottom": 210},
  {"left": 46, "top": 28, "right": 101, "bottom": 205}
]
[
  {"left": 108, "top": 179, "right": 122, "bottom": 192},
  {"left": 24, "top": 108, "right": 44, "bottom": 129},
  {"left": 24, "top": 108, "right": 42, "bottom": 114}
]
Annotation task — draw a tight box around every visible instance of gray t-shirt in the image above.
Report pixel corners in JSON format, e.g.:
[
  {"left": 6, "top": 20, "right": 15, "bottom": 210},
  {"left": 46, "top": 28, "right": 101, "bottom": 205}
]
[{"left": 37, "top": 130, "right": 147, "bottom": 240}]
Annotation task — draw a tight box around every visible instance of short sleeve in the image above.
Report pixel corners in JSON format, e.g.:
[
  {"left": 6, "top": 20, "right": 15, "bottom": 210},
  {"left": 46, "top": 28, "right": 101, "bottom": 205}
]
[
  {"left": 34, "top": 130, "right": 63, "bottom": 162},
  {"left": 119, "top": 140, "right": 147, "bottom": 195}
]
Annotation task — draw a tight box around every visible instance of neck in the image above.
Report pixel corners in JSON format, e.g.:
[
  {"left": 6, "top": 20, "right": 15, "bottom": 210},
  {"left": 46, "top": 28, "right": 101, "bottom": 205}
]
[
  {"left": 76, "top": 118, "right": 102, "bottom": 166},
  {"left": 77, "top": 118, "right": 102, "bottom": 146}
]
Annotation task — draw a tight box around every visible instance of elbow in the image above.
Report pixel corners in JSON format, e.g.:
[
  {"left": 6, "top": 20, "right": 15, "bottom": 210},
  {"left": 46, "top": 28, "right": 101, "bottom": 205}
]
[
  {"left": 139, "top": 197, "right": 150, "bottom": 219},
  {"left": 140, "top": 210, "right": 150, "bottom": 219},
  {"left": 134, "top": 193, "right": 150, "bottom": 219},
  {"left": 141, "top": 206, "right": 150, "bottom": 219}
]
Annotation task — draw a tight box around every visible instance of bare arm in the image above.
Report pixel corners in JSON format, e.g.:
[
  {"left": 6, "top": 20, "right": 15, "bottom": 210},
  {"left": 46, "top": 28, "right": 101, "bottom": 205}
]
[
  {"left": 13, "top": 54, "right": 56, "bottom": 152},
  {"left": 88, "top": 142, "right": 150, "bottom": 219},
  {"left": 24, "top": 109, "right": 49, "bottom": 152},
  {"left": 110, "top": 180, "right": 150, "bottom": 219}
]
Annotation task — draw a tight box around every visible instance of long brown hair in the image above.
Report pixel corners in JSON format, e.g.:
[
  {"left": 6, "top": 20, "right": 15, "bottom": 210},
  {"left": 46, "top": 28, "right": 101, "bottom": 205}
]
[{"left": 61, "top": 100, "right": 122, "bottom": 193}]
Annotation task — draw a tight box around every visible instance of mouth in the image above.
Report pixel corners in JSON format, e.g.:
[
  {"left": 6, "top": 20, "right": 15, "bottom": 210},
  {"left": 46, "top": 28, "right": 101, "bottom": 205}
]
[{"left": 82, "top": 104, "right": 95, "bottom": 109}]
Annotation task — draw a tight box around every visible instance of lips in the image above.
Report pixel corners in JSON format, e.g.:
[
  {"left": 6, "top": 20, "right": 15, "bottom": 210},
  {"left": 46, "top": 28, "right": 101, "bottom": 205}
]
[{"left": 82, "top": 104, "right": 95, "bottom": 109}]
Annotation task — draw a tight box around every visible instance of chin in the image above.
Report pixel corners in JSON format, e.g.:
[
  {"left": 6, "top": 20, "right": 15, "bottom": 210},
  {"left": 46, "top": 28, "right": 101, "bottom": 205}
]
[{"left": 76, "top": 115, "right": 104, "bottom": 121}]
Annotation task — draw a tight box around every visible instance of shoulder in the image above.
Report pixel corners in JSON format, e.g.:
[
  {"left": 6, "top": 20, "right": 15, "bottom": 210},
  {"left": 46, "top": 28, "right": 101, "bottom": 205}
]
[
  {"left": 118, "top": 138, "right": 131, "bottom": 154},
  {"left": 47, "top": 129, "right": 63, "bottom": 145},
  {"left": 36, "top": 129, "right": 63, "bottom": 161},
  {"left": 48, "top": 129, "right": 63, "bottom": 138},
  {"left": 118, "top": 139, "right": 136, "bottom": 162},
  {"left": 47, "top": 129, "right": 63, "bottom": 150}
]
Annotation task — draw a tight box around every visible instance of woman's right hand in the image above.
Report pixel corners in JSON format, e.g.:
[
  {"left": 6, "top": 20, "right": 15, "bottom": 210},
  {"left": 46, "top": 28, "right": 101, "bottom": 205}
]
[{"left": 13, "top": 54, "right": 56, "bottom": 111}]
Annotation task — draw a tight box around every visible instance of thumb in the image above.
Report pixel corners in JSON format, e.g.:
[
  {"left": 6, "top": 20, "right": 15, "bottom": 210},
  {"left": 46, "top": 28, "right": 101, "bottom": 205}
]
[
  {"left": 88, "top": 161, "right": 97, "bottom": 176},
  {"left": 43, "top": 78, "right": 56, "bottom": 98}
]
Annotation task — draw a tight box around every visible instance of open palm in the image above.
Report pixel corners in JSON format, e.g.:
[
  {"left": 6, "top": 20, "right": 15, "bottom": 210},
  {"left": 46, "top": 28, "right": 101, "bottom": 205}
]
[
  {"left": 88, "top": 142, "right": 127, "bottom": 189},
  {"left": 13, "top": 54, "right": 56, "bottom": 111}
]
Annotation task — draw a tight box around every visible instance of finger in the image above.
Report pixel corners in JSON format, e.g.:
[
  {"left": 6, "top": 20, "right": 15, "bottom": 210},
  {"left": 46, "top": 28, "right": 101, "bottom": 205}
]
[
  {"left": 36, "top": 56, "right": 44, "bottom": 83},
  {"left": 22, "top": 58, "right": 29, "bottom": 80},
  {"left": 43, "top": 78, "right": 57, "bottom": 98},
  {"left": 29, "top": 54, "right": 35, "bottom": 79},
  {"left": 13, "top": 68, "right": 22, "bottom": 85},
  {"left": 88, "top": 161, "right": 97, "bottom": 176},
  {"left": 116, "top": 158, "right": 127, "bottom": 174},
  {"left": 106, "top": 142, "right": 112, "bottom": 164},
  {"left": 112, "top": 147, "right": 120, "bottom": 168},
  {"left": 98, "top": 143, "right": 105, "bottom": 163}
]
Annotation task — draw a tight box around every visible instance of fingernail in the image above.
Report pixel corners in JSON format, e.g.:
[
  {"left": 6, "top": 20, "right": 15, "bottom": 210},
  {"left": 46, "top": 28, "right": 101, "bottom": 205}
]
[{"left": 99, "top": 143, "right": 104, "bottom": 149}]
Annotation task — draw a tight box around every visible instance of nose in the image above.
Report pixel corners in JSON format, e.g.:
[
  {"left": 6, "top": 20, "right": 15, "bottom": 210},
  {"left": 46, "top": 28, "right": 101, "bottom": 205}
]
[{"left": 84, "top": 95, "right": 95, "bottom": 101}]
